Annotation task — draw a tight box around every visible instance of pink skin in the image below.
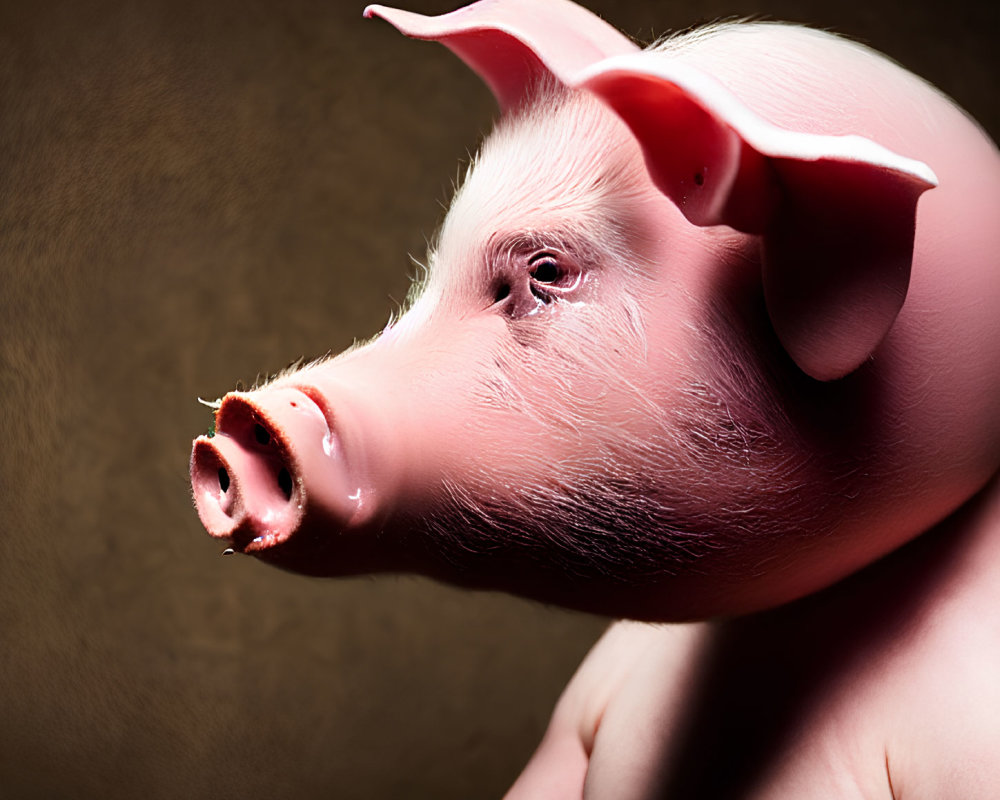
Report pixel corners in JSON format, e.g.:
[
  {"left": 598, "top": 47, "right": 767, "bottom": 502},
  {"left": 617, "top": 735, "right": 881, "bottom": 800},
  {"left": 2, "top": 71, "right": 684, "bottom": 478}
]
[
  {"left": 191, "top": 1, "right": 1000, "bottom": 623},
  {"left": 507, "top": 473, "right": 1000, "bottom": 799}
]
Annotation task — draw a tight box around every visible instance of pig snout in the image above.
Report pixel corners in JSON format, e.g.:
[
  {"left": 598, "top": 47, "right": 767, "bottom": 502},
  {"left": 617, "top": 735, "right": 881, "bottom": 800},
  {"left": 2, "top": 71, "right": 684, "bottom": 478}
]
[{"left": 190, "top": 387, "right": 365, "bottom": 555}]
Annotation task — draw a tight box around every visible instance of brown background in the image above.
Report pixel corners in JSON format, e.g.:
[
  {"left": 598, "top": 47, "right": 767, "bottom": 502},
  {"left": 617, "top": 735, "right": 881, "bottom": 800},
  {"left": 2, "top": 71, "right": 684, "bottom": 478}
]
[{"left": 0, "top": 0, "right": 995, "bottom": 797}]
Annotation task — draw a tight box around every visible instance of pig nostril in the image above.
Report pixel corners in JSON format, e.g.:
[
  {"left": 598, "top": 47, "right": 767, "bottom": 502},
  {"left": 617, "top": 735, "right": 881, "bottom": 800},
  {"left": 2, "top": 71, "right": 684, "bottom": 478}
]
[
  {"left": 277, "top": 467, "right": 293, "bottom": 501},
  {"left": 254, "top": 423, "right": 270, "bottom": 445},
  {"left": 218, "top": 467, "right": 230, "bottom": 493}
]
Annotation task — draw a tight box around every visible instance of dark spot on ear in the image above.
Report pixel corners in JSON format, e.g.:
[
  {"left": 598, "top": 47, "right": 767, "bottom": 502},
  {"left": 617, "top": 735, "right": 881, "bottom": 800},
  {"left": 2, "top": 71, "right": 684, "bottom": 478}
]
[{"left": 694, "top": 171, "right": 705, "bottom": 186}]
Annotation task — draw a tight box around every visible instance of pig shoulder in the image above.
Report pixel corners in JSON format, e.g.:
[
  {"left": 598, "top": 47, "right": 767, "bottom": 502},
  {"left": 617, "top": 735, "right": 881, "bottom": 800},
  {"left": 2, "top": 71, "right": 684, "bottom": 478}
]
[{"left": 508, "top": 477, "right": 1000, "bottom": 799}]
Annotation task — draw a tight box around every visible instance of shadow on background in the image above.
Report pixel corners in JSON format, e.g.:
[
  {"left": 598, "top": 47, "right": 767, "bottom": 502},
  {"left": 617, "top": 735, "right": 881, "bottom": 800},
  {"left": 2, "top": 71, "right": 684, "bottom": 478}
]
[{"left": 0, "top": 0, "right": 995, "bottom": 797}]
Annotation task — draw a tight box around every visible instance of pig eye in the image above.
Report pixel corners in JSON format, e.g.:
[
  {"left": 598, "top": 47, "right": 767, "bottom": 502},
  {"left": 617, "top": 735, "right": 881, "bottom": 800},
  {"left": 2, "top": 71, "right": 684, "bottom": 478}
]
[
  {"left": 491, "top": 250, "right": 581, "bottom": 317},
  {"left": 529, "top": 255, "right": 560, "bottom": 284},
  {"left": 528, "top": 252, "right": 579, "bottom": 294}
]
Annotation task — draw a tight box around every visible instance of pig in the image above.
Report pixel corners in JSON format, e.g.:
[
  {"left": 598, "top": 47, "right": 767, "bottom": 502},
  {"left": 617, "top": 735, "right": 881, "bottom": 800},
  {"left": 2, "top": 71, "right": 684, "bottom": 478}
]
[{"left": 190, "top": 0, "right": 1000, "bottom": 795}]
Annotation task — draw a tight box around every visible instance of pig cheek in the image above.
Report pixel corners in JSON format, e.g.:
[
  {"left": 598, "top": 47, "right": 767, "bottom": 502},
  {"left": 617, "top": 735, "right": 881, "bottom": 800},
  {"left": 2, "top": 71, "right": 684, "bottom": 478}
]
[{"left": 507, "top": 300, "right": 667, "bottom": 435}]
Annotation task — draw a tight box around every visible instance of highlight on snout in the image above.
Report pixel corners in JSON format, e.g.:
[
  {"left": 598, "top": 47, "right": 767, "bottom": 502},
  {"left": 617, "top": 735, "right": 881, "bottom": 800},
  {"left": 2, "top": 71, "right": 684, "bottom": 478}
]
[{"left": 191, "top": 386, "right": 365, "bottom": 554}]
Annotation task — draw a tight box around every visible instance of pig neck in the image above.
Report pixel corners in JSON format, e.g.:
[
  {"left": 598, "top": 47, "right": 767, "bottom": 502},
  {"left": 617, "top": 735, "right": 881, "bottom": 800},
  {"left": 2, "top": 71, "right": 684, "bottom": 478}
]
[
  {"left": 714, "top": 467, "right": 1000, "bottom": 658},
  {"left": 673, "top": 471, "right": 1000, "bottom": 783}
]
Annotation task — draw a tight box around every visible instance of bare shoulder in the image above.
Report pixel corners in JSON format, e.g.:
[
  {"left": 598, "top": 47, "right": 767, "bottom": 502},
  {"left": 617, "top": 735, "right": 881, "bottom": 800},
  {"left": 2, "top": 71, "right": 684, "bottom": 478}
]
[
  {"left": 508, "top": 480, "right": 1000, "bottom": 800},
  {"left": 504, "top": 620, "right": 708, "bottom": 800},
  {"left": 885, "top": 490, "right": 1000, "bottom": 798},
  {"left": 888, "top": 635, "right": 1000, "bottom": 798}
]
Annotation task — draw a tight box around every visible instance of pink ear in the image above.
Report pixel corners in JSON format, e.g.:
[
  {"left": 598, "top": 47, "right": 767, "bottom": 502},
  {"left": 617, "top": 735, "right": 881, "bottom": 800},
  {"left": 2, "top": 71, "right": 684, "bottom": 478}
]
[
  {"left": 364, "top": 0, "right": 639, "bottom": 111},
  {"left": 570, "top": 57, "right": 937, "bottom": 380},
  {"left": 365, "top": 2, "right": 937, "bottom": 381}
]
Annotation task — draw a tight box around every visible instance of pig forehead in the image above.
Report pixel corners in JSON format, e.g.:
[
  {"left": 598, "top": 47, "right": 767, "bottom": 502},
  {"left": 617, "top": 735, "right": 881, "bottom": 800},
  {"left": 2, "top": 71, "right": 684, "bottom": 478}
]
[{"left": 436, "top": 89, "right": 648, "bottom": 259}]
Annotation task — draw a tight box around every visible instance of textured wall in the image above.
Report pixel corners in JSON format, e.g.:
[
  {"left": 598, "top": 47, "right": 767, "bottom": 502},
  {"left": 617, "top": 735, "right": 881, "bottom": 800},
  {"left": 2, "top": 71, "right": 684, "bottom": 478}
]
[{"left": 0, "top": 0, "right": 995, "bottom": 797}]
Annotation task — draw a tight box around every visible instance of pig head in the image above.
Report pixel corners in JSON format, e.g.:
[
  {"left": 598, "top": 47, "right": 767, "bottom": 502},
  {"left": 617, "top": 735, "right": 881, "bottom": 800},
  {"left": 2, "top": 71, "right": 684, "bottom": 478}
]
[{"left": 190, "top": 0, "right": 1000, "bottom": 620}]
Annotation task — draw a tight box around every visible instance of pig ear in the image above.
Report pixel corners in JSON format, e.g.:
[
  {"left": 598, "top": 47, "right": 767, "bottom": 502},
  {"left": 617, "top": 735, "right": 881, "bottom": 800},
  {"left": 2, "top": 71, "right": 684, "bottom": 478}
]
[
  {"left": 570, "top": 56, "right": 937, "bottom": 380},
  {"left": 364, "top": 0, "right": 639, "bottom": 111}
]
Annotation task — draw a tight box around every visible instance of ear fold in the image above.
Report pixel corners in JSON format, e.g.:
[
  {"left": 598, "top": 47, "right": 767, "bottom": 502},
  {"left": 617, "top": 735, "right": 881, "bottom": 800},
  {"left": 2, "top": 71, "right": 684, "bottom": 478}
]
[
  {"left": 367, "top": 1, "right": 937, "bottom": 381},
  {"left": 759, "top": 158, "right": 927, "bottom": 381},
  {"left": 570, "top": 57, "right": 937, "bottom": 380},
  {"left": 364, "top": 0, "right": 638, "bottom": 111}
]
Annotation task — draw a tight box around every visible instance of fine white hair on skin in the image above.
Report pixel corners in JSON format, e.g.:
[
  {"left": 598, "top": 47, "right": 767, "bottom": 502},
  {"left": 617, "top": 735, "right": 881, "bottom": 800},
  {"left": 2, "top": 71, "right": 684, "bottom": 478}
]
[
  {"left": 649, "top": 20, "right": 955, "bottom": 138},
  {"left": 383, "top": 76, "right": 835, "bottom": 588}
]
